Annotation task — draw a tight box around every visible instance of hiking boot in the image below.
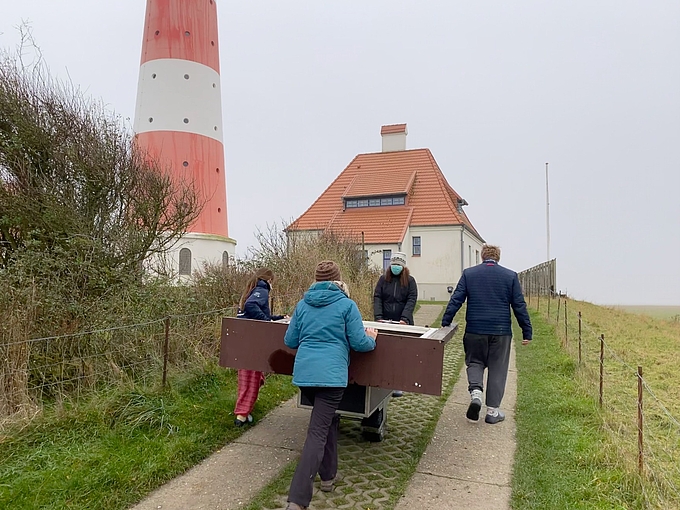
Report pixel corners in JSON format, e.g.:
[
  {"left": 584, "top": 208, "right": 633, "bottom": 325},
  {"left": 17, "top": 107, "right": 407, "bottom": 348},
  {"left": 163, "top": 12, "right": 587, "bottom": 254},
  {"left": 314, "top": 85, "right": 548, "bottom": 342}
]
[
  {"left": 485, "top": 410, "right": 506, "bottom": 424},
  {"left": 466, "top": 390, "right": 483, "bottom": 421}
]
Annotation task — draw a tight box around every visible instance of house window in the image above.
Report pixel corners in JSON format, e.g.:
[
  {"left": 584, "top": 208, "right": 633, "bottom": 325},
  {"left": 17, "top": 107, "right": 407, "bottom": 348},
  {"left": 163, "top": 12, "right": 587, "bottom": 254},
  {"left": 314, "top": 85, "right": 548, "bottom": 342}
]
[
  {"left": 475, "top": 250, "right": 480, "bottom": 265},
  {"left": 179, "top": 248, "right": 192, "bottom": 275},
  {"left": 412, "top": 236, "right": 421, "bottom": 256},
  {"left": 343, "top": 195, "right": 407, "bottom": 209},
  {"left": 222, "top": 251, "right": 229, "bottom": 268},
  {"left": 383, "top": 249, "right": 392, "bottom": 270}
]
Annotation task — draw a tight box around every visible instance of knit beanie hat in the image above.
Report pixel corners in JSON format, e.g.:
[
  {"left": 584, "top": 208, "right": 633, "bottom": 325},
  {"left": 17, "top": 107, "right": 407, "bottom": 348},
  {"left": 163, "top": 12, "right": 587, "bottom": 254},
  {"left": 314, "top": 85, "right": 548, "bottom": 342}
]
[
  {"left": 315, "top": 260, "right": 341, "bottom": 282},
  {"left": 390, "top": 252, "right": 407, "bottom": 267}
]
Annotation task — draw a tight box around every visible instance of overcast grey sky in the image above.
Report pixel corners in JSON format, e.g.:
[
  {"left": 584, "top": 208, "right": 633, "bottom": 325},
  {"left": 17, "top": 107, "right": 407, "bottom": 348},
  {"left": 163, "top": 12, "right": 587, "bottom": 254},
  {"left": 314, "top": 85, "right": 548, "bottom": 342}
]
[{"left": 1, "top": 1, "right": 679, "bottom": 305}]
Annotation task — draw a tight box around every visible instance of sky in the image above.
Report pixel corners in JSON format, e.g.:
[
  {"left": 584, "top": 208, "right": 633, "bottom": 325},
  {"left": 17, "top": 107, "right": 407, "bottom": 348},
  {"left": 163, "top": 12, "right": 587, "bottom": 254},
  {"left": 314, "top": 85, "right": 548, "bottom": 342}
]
[{"left": 1, "top": 1, "right": 678, "bottom": 305}]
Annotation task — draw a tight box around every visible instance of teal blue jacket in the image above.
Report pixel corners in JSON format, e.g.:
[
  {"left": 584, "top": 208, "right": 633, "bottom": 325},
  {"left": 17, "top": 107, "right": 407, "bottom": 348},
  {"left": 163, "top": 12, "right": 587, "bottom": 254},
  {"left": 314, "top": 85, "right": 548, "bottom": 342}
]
[{"left": 284, "top": 282, "right": 376, "bottom": 387}]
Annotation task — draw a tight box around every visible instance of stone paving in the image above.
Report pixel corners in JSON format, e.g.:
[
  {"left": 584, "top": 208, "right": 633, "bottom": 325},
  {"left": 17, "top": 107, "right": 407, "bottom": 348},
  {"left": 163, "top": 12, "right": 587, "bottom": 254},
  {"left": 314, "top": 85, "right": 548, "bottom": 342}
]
[{"left": 256, "top": 304, "right": 464, "bottom": 510}]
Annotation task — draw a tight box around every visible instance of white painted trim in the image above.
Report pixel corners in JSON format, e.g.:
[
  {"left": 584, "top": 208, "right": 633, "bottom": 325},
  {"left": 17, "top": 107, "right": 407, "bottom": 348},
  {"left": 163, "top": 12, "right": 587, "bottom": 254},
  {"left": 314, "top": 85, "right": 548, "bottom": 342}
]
[{"left": 133, "top": 59, "right": 223, "bottom": 142}]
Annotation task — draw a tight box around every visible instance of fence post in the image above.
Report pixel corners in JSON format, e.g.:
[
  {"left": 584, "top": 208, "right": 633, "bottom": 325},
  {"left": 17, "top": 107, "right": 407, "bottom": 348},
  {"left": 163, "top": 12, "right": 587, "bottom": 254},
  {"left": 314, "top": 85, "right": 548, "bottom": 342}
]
[
  {"left": 599, "top": 334, "right": 604, "bottom": 407},
  {"left": 537, "top": 283, "right": 541, "bottom": 311},
  {"left": 162, "top": 317, "right": 170, "bottom": 388},
  {"left": 548, "top": 290, "right": 551, "bottom": 318},
  {"left": 637, "top": 365, "right": 644, "bottom": 476},
  {"left": 578, "top": 312, "right": 582, "bottom": 364},
  {"left": 556, "top": 298, "right": 561, "bottom": 326},
  {"left": 564, "top": 299, "right": 568, "bottom": 347}
]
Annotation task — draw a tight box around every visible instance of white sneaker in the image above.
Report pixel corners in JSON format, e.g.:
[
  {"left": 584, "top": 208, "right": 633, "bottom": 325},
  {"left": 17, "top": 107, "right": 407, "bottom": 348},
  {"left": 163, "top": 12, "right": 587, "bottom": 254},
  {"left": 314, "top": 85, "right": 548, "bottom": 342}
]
[{"left": 466, "top": 390, "right": 483, "bottom": 421}]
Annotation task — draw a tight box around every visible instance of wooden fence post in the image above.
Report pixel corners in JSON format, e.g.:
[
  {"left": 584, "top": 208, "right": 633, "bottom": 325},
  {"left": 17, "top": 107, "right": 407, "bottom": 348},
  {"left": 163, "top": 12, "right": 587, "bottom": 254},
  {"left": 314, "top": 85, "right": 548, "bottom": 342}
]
[
  {"left": 564, "top": 299, "right": 568, "bottom": 347},
  {"left": 578, "top": 312, "right": 582, "bottom": 364},
  {"left": 556, "top": 298, "right": 561, "bottom": 326},
  {"left": 599, "top": 334, "right": 604, "bottom": 407},
  {"left": 162, "top": 317, "right": 170, "bottom": 387},
  {"left": 638, "top": 365, "right": 644, "bottom": 476}
]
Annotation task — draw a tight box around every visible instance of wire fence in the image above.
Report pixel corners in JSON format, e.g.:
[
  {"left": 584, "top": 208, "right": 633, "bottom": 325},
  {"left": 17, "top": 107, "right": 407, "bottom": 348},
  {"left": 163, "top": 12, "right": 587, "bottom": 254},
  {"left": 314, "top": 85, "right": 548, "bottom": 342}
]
[
  {"left": 0, "top": 284, "right": 375, "bottom": 426},
  {"left": 520, "top": 262, "right": 680, "bottom": 507},
  {"left": 0, "top": 305, "right": 237, "bottom": 424}
]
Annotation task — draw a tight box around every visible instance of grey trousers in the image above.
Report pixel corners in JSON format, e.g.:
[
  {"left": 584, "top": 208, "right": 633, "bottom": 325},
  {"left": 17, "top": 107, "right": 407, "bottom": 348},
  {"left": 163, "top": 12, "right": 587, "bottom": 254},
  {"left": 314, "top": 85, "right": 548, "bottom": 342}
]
[
  {"left": 463, "top": 333, "right": 512, "bottom": 408},
  {"left": 288, "top": 387, "right": 344, "bottom": 507}
]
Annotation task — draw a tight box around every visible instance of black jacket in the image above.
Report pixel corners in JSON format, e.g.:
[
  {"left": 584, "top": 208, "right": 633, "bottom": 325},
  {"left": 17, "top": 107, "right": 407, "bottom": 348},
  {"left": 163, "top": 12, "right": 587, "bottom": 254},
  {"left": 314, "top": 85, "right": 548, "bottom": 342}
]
[
  {"left": 441, "top": 260, "right": 532, "bottom": 339},
  {"left": 239, "top": 280, "right": 284, "bottom": 321},
  {"left": 373, "top": 274, "right": 418, "bottom": 325}
]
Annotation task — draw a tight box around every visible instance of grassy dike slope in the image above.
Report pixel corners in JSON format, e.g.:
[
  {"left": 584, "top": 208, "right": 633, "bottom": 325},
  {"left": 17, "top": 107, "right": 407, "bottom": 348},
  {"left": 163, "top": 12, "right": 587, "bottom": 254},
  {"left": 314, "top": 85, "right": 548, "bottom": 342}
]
[{"left": 512, "top": 310, "right": 645, "bottom": 509}]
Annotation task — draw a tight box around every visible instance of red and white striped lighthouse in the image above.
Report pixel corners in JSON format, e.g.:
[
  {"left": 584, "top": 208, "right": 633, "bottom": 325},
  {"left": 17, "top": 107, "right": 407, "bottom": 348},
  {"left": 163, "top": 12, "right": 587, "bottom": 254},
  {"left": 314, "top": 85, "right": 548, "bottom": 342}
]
[{"left": 133, "top": 0, "right": 235, "bottom": 276}]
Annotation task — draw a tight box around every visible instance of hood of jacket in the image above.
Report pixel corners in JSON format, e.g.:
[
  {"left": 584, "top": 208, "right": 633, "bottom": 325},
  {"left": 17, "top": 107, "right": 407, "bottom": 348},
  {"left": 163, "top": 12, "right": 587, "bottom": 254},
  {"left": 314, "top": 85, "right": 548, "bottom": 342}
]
[
  {"left": 256, "top": 279, "right": 271, "bottom": 291},
  {"left": 303, "top": 281, "right": 347, "bottom": 308}
]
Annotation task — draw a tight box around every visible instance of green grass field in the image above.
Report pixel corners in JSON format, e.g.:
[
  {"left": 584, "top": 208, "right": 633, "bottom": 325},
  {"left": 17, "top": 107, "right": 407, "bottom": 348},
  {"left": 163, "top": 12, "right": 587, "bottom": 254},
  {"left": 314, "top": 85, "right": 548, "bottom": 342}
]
[
  {"left": 0, "top": 365, "right": 297, "bottom": 510},
  {"left": 512, "top": 310, "right": 646, "bottom": 509},
  {"left": 610, "top": 305, "right": 680, "bottom": 320},
  {"left": 525, "top": 296, "right": 680, "bottom": 508}
]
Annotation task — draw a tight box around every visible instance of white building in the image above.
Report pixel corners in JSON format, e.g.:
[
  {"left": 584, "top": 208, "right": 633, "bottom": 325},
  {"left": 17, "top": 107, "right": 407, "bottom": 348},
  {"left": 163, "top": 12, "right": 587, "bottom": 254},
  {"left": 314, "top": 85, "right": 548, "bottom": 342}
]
[{"left": 287, "top": 124, "right": 485, "bottom": 301}]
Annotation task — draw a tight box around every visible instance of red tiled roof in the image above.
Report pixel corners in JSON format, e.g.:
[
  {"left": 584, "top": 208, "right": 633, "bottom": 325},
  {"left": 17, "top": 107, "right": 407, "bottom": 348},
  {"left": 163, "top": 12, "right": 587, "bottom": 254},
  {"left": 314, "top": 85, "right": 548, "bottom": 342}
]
[
  {"left": 327, "top": 206, "right": 414, "bottom": 244},
  {"left": 342, "top": 170, "right": 416, "bottom": 198},
  {"left": 288, "top": 148, "right": 482, "bottom": 243},
  {"left": 380, "top": 124, "right": 407, "bottom": 135}
]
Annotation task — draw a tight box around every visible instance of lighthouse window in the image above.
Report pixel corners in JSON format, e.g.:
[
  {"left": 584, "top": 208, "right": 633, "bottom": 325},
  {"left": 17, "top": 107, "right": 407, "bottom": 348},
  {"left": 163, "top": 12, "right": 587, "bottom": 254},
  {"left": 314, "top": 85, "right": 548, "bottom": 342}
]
[
  {"left": 183, "top": 118, "right": 189, "bottom": 124},
  {"left": 184, "top": 31, "right": 190, "bottom": 37},
  {"left": 148, "top": 117, "right": 153, "bottom": 123},
  {"left": 184, "top": 74, "right": 189, "bottom": 80},
  {"left": 179, "top": 248, "right": 191, "bottom": 276},
  {"left": 182, "top": 161, "right": 189, "bottom": 167},
  {"left": 222, "top": 251, "right": 229, "bottom": 268}
]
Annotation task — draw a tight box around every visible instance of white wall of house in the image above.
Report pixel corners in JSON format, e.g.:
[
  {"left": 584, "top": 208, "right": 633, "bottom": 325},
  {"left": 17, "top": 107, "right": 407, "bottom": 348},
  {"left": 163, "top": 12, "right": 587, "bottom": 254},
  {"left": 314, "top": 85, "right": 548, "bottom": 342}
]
[
  {"left": 364, "top": 243, "right": 400, "bottom": 272},
  {"left": 404, "top": 225, "right": 484, "bottom": 301}
]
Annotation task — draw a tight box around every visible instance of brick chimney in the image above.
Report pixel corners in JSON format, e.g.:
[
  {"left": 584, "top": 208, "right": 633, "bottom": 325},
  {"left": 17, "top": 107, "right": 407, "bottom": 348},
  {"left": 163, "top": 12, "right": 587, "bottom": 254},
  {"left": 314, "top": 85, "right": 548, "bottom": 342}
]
[{"left": 381, "top": 123, "right": 407, "bottom": 152}]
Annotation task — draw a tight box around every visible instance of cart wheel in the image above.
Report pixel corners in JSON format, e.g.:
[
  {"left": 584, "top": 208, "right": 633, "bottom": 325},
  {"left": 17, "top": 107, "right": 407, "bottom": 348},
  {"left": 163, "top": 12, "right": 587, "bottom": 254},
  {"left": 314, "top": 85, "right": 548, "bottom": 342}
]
[
  {"left": 361, "top": 408, "right": 384, "bottom": 429},
  {"left": 362, "top": 429, "right": 385, "bottom": 442}
]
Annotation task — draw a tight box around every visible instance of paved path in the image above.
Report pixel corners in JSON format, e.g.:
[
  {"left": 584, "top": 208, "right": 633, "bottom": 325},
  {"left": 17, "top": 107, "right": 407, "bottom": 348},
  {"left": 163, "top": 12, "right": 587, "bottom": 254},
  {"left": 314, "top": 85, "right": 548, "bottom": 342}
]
[
  {"left": 130, "top": 304, "right": 518, "bottom": 510},
  {"left": 394, "top": 340, "right": 517, "bottom": 509}
]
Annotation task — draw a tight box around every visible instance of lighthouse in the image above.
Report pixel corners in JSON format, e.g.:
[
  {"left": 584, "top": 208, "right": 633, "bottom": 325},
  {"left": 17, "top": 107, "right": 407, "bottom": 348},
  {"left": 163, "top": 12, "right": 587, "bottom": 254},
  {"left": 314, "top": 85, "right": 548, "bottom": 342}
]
[{"left": 133, "top": 0, "right": 235, "bottom": 277}]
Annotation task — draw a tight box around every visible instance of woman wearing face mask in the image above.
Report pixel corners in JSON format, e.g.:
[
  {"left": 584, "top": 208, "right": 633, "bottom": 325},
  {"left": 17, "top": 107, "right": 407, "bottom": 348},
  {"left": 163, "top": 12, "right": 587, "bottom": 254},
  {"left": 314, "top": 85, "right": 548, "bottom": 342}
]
[
  {"left": 373, "top": 252, "right": 418, "bottom": 397},
  {"left": 373, "top": 252, "right": 418, "bottom": 326}
]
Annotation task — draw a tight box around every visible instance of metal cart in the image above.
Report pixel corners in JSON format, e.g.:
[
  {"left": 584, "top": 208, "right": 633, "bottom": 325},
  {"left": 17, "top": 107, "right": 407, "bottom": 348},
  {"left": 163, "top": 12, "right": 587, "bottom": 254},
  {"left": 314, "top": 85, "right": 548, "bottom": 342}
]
[{"left": 219, "top": 317, "right": 457, "bottom": 442}]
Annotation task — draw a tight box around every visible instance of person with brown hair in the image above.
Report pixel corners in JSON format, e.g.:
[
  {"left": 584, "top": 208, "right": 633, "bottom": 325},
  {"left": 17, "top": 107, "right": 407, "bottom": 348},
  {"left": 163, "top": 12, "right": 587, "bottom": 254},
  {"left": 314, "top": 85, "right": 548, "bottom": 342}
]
[
  {"left": 441, "top": 245, "right": 532, "bottom": 424},
  {"left": 284, "top": 260, "right": 378, "bottom": 510},
  {"left": 234, "top": 268, "right": 286, "bottom": 427}
]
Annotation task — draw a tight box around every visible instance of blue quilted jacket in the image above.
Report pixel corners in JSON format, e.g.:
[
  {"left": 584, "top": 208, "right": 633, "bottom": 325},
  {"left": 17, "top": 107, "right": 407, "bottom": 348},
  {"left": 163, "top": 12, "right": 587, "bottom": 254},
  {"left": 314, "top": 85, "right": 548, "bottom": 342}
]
[{"left": 441, "top": 260, "right": 532, "bottom": 340}]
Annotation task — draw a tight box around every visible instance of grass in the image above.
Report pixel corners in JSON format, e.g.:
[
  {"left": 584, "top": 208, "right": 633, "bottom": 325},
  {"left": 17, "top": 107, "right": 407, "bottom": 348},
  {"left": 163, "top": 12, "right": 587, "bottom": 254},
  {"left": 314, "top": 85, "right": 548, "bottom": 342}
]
[
  {"left": 610, "top": 305, "right": 680, "bottom": 321},
  {"left": 0, "top": 364, "right": 297, "bottom": 510},
  {"left": 512, "top": 309, "right": 646, "bottom": 509}
]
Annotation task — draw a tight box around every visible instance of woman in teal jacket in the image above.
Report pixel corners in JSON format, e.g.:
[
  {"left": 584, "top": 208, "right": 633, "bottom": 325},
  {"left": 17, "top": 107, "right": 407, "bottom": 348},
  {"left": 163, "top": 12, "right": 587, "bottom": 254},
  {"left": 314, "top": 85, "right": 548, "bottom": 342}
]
[{"left": 283, "top": 260, "right": 377, "bottom": 510}]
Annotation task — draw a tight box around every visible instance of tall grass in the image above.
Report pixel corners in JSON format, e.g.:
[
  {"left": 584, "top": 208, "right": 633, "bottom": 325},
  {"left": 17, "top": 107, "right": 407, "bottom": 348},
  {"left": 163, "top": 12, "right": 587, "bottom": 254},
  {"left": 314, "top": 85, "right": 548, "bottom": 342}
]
[{"left": 1, "top": 227, "right": 379, "bottom": 424}]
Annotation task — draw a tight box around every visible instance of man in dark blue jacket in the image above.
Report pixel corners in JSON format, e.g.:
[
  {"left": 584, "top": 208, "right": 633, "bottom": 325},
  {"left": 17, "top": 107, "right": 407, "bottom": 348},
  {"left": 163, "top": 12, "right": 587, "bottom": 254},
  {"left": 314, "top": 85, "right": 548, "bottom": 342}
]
[{"left": 441, "top": 245, "right": 532, "bottom": 424}]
